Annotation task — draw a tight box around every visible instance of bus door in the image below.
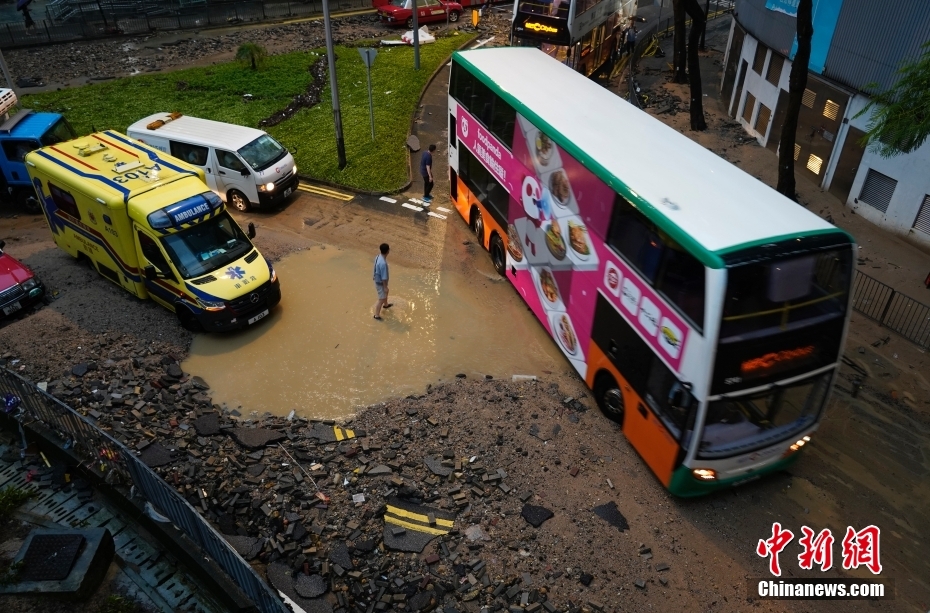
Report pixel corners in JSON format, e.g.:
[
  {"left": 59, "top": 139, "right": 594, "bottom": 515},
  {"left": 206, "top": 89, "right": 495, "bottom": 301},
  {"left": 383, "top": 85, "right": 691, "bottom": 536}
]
[{"left": 591, "top": 293, "right": 694, "bottom": 485}]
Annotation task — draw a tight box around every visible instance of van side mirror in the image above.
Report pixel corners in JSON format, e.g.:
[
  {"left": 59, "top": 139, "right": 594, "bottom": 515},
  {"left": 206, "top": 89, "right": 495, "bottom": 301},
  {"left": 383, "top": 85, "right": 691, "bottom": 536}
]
[
  {"left": 247, "top": 222, "right": 256, "bottom": 239},
  {"left": 144, "top": 265, "right": 158, "bottom": 281},
  {"left": 240, "top": 168, "right": 250, "bottom": 177}
]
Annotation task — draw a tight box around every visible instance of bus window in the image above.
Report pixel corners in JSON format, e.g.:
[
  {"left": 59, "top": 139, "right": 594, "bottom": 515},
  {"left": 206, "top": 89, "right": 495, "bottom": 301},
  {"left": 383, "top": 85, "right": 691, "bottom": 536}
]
[
  {"left": 490, "top": 98, "right": 516, "bottom": 149},
  {"left": 459, "top": 147, "right": 509, "bottom": 227},
  {"left": 450, "top": 61, "right": 515, "bottom": 149},
  {"left": 607, "top": 195, "right": 705, "bottom": 331},
  {"left": 721, "top": 248, "right": 851, "bottom": 340}
]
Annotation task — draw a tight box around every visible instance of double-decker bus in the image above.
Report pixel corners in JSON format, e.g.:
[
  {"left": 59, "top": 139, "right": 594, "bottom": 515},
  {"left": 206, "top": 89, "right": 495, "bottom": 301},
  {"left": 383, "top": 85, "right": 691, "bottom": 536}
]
[
  {"left": 447, "top": 47, "right": 854, "bottom": 497},
  {"left": 511, "top": 0, "right": 634, "bottom": 76}
]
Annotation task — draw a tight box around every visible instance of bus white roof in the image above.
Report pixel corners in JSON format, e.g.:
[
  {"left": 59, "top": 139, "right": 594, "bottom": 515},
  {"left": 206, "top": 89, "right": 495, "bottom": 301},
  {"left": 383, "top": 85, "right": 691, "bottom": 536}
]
[
  {"left": 128, "top": 113, "right": 266, "bottom": 151},
  {"left": 454, "top": 48, "right": 846, "bottom": 260}
]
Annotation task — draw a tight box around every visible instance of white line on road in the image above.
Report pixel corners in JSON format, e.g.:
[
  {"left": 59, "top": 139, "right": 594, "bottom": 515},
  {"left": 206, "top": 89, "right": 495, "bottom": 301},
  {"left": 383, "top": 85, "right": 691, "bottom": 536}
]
[
  {"left": 379, "top": 196, "right": 397, "bottom": 203},
  {"left": 427, "top": 212, "right": 447, "bottom": 220},
  {"left": 436, "top": 207, "right": 451, "bottom": 213},
  {"left": 402, "top": 203, "right": 424, "bottom": 212}
]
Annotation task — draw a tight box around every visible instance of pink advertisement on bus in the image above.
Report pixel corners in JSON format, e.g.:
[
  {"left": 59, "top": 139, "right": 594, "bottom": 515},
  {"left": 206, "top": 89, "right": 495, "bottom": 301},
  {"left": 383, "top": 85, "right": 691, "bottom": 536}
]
[{"left": 458, "top": 107, "right": 692, "bottom": 376}]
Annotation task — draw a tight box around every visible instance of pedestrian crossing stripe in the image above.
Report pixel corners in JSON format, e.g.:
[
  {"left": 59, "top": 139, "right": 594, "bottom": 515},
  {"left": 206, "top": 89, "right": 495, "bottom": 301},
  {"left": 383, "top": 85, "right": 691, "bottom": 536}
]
[
  {"left": 334, "top": 426, "right": 355, "bottom": 441},
  {"left": 297, "top": 184, "right": 355, "bottom": 201},
  {"left": 385, "top": 504, "right": 454, "bottom": 535}
]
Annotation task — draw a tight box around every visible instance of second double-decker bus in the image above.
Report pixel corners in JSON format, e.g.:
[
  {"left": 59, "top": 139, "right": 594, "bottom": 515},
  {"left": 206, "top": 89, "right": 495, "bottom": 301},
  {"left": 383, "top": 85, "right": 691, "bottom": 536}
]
[
  {"left": 447, "top": 47, "right": 854, "bottom": 497},
  {"left": 511, "top": 0, "right": 634, "bottom": 77}
]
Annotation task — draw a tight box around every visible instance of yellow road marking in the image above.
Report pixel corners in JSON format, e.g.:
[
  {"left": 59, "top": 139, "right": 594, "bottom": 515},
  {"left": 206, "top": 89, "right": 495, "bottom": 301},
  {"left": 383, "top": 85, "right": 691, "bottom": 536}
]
[
  {"left": 385, "top": 505, "right": 454, "bottom": 528},
  {"left": 297, "top": 184, "right": 354, "bottom": 201},
  {"left": 334, "top": 427, "right": 355, "bottom": 441},
  {"left": 384, "top": 516, "right": 452, "bottom": 536}
]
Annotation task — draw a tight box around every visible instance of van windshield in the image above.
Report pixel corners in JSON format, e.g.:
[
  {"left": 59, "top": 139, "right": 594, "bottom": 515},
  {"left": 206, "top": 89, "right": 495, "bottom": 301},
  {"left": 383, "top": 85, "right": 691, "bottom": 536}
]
[
  {"left": 160, "top": 212, "right": 253, "bottom": 279},
  {"left": 237, "top": 134, "right": 286, "bottom": 171}
]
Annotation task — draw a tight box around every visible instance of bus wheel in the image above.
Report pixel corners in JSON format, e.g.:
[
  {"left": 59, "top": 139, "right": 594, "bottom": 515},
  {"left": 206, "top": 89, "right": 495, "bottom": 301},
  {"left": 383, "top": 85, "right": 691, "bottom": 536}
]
[
  {"left": 177, "top": 306, "right": 203, "bottom": 332},
  {"left": 472, "top": 210, "right": 484, "bottom": 245},
  {"left": 594, "top": 372, "right": 625, "bottom": 424},
  {"left": 229, "top": 189, "right": 251, "bottom": 212},
  {"left": 490, "top": 234, "right": 506, "bottom": 276}
]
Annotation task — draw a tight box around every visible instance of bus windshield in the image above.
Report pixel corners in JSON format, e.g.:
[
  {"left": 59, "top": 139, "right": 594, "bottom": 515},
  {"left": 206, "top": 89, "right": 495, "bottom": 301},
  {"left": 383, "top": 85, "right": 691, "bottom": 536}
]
[
  {"left": 518, "top": 0, "right": 570, "bottom": 18},
  {"left": 698, "top": 371, "right": 831, "bottom": 459},
  {"left": 161, "top": 212, "right": 253, "bottom": 279},
  {"left": 237, "top": 134, "right": 286, "bottom": 171},
  {"left": 720, "top": 248, "right": 852, "bottom": 342}
]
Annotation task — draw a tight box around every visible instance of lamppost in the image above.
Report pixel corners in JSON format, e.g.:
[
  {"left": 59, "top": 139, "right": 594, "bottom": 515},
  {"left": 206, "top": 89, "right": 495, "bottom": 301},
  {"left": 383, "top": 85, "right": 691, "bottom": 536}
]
[{"left": 322, "top": 0, "right": 347, "bottom": 169}]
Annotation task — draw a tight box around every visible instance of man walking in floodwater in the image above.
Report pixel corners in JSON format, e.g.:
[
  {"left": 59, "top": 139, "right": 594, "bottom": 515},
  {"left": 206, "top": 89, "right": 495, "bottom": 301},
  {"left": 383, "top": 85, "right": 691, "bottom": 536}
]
[
  {"left": 421, "top": 144, "right": 435, "bottom": 203},
  {"left": 373, "top": 243, "right": 391, "bottom": 320}
]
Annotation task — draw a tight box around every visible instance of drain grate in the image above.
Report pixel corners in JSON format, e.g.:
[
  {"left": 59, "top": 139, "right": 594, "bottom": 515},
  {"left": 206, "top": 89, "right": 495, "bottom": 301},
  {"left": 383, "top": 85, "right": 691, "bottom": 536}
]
[{"left": 19, "top": 534, "right": 86, "bottom": 581}]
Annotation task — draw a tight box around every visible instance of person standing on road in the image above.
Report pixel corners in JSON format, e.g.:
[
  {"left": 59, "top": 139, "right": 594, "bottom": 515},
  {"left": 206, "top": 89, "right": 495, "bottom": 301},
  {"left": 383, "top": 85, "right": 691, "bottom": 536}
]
[
  {"left": 624, "top": 19, "right": 638, "bottom": 58},
  {"left": 421, "top": 144, "right": 436, "bottom": 203},
  {"left": 373, "top": 243, "right": 391, "bottom": 320}
]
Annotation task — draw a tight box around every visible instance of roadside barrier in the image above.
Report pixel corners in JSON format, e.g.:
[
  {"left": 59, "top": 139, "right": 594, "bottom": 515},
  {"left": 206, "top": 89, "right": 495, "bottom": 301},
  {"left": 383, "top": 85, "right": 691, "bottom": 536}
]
[
  {"left": 0, "top": 366, "right": 289, "bottom": 613},
  {"left": 852, "top": 271, "right": 930, "bottom": 349}
]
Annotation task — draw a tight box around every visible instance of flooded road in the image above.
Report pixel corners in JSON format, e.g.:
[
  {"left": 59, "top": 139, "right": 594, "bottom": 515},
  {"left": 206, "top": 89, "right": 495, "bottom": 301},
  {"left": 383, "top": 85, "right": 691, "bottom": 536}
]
[{"left": 183, "top": 245, "right": 566, "bottom": 418}]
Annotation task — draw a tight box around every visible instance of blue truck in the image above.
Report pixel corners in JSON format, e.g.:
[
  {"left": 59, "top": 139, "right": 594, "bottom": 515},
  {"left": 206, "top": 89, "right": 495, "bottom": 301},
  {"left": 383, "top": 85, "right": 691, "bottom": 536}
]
[{"left": 0, "top": 89, "right": 76, "bottom": 213}]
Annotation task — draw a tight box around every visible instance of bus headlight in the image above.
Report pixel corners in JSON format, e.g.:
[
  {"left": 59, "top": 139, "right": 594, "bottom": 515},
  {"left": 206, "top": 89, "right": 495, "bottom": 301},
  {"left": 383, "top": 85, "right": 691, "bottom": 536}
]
[
  {"left": 692, "top": 468, "right": 717, "bottom": 481},
  {"left": 197, "top": 298, "right": 226, "bottom": 312},
  {"left": 788, "top": 435, "right": 811, "bottom": 452}
]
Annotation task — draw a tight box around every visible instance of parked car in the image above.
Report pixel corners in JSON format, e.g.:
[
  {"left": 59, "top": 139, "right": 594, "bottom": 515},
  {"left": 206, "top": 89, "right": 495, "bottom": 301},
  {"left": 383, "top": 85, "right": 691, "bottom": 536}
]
[
  {"left": 377, "top": 0, "right": 463, "bottom": 28},
  {"left": 0, "top": 240, "right": 45, "bottom": 320}
]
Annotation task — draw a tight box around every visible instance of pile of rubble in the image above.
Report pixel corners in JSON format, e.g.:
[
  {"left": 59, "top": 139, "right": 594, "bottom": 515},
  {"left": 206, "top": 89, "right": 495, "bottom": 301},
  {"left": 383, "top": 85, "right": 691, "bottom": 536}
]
[{"left": 14, "top": 345, "right": 673, "bottom": 613}]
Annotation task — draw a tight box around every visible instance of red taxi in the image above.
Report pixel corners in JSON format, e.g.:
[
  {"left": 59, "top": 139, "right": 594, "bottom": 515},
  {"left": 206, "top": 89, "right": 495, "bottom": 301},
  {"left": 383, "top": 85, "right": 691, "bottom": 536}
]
[
  {"left": 0, "top": 240, "right": 45, "bottom": 320},
  {"left": 377, "top": 0, "right": 463, "bottom": 28}
]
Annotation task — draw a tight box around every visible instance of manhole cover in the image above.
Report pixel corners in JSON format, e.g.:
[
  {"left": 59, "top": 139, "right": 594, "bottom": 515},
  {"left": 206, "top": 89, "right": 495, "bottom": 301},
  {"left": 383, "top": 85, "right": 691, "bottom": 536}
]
[{"left": 19, "top": 534, "right": 86, "bottom": 581}]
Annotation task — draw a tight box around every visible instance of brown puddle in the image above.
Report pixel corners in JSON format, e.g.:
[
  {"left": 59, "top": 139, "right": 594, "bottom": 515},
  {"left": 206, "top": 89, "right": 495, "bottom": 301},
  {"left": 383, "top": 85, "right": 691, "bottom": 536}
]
[{"left": 183, "top": 246, "right": 566, "bottom": 418}]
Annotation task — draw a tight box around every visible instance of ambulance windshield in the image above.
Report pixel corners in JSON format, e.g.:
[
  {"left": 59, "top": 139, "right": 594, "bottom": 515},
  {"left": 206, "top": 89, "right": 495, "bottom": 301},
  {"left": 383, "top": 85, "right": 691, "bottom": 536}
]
[{"left": 161, "top": 212, "right": 253, "bottom": 279}]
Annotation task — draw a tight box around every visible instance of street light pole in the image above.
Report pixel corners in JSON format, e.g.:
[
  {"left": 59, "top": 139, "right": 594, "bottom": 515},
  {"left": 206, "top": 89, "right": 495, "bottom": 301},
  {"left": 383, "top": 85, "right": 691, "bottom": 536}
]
[
  {"left": 412, "top": 0, "right": 420, "bottom": 70},
  {"left": 322, "top": 0, "right": 347, "bottom": 169},
  {"left": 700, "top": 0, "right": 710, "bottom": 50}
]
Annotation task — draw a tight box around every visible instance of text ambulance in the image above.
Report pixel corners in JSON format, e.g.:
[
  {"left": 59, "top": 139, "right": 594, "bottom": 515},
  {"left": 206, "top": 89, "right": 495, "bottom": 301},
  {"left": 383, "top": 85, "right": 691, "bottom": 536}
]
[{"left": 25, "top": 131, "right": 281, "bottom": 331}]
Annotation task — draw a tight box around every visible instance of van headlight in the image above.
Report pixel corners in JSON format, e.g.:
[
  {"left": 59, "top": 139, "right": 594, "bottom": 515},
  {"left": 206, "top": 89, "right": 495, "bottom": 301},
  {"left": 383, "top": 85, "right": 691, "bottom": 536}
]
[
  {"left": 292, "top": 164, "right": 297, "bottom": 175},
  {"left": 197, "top": 298, "right": 226, "bottom": 312},
  {"left": 259, "top": 182, "right": 275, "bottom": 192},
  {"left": 21, "top": 278, "right": 38, "bottom": 291}
]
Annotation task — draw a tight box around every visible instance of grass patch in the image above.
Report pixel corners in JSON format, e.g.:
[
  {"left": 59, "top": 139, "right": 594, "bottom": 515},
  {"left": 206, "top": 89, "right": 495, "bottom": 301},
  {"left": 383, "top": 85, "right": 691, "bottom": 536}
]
[
  {"left": 23, "top": 33, "right": 475, "bottom": 192},
  {"left": 0, "top": 485, "right": 32, "bottom": 518}
]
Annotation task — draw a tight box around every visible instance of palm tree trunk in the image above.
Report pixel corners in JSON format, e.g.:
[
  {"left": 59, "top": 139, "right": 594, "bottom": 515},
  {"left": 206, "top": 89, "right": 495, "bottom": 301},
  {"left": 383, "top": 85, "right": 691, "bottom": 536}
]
[
  {"left": 776, "top": 0, "right": 813, "bottom": 200},
  {"left": 684, "top": 0, "right": 707, "bottom": 130}
]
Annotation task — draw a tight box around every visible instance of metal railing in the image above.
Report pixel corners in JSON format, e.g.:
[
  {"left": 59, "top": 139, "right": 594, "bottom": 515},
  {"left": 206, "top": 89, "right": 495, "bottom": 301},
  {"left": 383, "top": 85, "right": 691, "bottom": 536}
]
[
  {"left": 852, "top": 271, "right": 930, "bottom": 349},
  {"left": 0, "top": 0, "right": 371, "bottom": 49},
  {"left": 0, "top": 367, "right": 288, "bottom": 613}
]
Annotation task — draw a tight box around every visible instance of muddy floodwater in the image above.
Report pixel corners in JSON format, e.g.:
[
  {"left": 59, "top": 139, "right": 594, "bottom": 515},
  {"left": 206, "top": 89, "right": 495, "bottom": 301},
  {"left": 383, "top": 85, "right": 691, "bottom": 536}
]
[{"left": 183, "top": 246, "right": 567, "bottom": 418}]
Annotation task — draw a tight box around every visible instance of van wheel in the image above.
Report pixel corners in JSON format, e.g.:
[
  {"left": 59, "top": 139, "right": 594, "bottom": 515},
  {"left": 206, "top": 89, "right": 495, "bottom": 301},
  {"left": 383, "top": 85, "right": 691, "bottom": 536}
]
[
  {"left": 229, "top": 190, "right": 251, "bottom": 212},
  {"left": 471, "top": 209, "right": 484, "bottom": 246},
  {"left": 490, "top": 234, "right": 505, "bottom": 276},
  {"left": 177, "top": 306, "right": 203, "bottom": 332},
  {"left": 594, "top": 371, "right": 625, "bottom": 424}
]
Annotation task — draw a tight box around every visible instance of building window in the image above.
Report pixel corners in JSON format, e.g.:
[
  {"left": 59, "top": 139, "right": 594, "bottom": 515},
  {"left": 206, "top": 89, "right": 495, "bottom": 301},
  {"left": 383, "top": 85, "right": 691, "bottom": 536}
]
[
  {"left": 802, "top": 89, "right": 816, "bottom": 108},
  {"left": 755, "top": 104, "right": 771, "bottom": 136},
  {"left": 794, "top": 144, "right": 801, "bottom": 161},
  {"left": 806, "top": 154, "right": 823, "bottom": 175},
  {"left": 912, "top": 195, "right": 930, "bottom": 235},
  {"left": 823, "top": 99, "right": 840, "bottom": 121},
  {"left": 742, "top": 92, "right": 756, "bottom": 123},
  {"left": 858, "top": 169, "right": 897, "bottom": 214},
  {"left": 752, "top": 44, "right": 767, "bottom": 74},
  {"left": 765, "top": 54, "right": 784, "bottom": 86}
]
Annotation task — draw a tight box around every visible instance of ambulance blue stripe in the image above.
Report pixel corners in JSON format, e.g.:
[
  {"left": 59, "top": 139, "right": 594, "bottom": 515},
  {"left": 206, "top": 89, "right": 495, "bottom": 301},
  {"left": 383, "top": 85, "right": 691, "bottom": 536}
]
[
  {"left": 103, "top": 131, "right": 197, "bottom": 176},
  {"left": 183, "top": 282, "right": 223, "bottom": 302},
  {"left": 55, "top": 214, "right": 142, "bottom": 282},
  {"left": 35, "top": 150, "right": 130, "bottom": 202}
]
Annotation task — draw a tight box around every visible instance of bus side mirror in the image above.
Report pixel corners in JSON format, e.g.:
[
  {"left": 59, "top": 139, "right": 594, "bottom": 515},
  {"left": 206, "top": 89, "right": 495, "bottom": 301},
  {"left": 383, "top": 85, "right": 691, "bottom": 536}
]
[
  {"left": 247, "top": 222, "right": 256, "bottom": 239},
  {"left": 669, "top": 382, "right": 693, "bottom": 411},
  {"left": 144, "top": 265, "right": 158, "bottom": 281}
]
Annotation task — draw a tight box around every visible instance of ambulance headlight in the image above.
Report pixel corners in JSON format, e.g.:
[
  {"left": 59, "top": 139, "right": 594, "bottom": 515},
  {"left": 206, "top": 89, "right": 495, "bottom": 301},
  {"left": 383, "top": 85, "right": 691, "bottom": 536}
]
[
  {"left": 197, "top": 298, "right": 226, "bottom": 312},
  {"left": 269, "top": 266, "right": 277, "bottom": 283}
]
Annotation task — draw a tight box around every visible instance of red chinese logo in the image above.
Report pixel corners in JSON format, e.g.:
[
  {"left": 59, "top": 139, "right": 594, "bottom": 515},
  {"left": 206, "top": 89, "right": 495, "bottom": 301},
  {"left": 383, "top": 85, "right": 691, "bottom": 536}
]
[
  {"left": 759, "top": 523, "right": 882, "bottom": 576},
  {"left": 798, "top": 526, "right": 834, "bottom": 571},
  {"left": 756, "top": 522, "right": 795, "bottom": 577},
  {"left": 841, "top": 525, "right": 882, "bottom": 574}
]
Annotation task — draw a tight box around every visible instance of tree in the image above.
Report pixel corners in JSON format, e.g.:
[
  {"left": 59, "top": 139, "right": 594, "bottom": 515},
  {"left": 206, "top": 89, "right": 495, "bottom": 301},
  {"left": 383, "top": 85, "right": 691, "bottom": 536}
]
[
  {"left": 775, "top": 0, "right": 813, "bottom": 200},
  {"left": 683, "top": 0, "right": 707, "bottom": 131},
  {"left": 235, "top": 43, "right": 268, "bottom": 70},
  {"left": 672, "top": 0, "right": 688, "bottom": 83},
  {"left": 855, "top": 41, "right": 930, "bottom": 158}
]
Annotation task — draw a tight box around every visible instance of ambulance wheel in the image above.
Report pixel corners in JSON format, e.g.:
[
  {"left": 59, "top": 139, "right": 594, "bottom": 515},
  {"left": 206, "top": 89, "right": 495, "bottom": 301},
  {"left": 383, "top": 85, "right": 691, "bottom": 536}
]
[
  {"left": 594, "top": 371, "right": 625, "bottom": 424},
  {"left": 177, "top": 306, "right": 203, "bottom": 332},
  {"left": 229, "top": 190, "right": 251, "bottom": 212},
  {"left": 490, "top": 233, "right": 505, "bottom": 276}
]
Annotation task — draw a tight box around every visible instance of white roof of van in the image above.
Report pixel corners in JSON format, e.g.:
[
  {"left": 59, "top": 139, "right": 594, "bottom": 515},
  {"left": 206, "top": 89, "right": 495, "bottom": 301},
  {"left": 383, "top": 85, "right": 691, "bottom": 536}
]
[{"left": 127, "top": 113, "right": 266, "bottom": 151}]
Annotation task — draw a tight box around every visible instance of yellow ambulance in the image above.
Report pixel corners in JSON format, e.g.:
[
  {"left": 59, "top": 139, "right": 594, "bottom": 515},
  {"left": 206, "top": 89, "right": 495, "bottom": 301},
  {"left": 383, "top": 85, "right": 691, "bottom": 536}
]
[{"left": 25, "top": 130, "right": 281, "bottom": 331}]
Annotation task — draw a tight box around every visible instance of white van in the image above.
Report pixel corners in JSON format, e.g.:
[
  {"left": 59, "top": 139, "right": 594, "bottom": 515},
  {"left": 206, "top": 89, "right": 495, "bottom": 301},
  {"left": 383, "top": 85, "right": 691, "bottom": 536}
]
[{"left": 127, "top": 112, "right": 299, "bottom": 212}]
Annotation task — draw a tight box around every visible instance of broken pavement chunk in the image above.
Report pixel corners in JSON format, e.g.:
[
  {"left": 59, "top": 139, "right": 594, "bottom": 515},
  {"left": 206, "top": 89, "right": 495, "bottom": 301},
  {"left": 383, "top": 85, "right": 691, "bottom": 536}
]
[
  {"left": 520, "top": 504, "right": 553, "bottom": 528},
  {"left": 423, "top": 455, "right": 453, "bottom": 477},
  {"left": 294, "top": 574, "right": 327, "bottom": 599},
  {"left": 229, "top": 427, "right": 286, "bottom": 449},
  {"left": 593, "top": 501, "right": 629, "bottom": 532}
]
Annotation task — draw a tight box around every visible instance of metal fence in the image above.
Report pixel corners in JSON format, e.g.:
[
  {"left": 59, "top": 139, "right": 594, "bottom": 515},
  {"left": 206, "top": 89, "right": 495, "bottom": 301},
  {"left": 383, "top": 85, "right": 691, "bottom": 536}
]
[
  {"left": 0, "top": 367, "right": 288, "bottom": 613},
  {"left": 852, "top": 270, "right": 930, "bottom": 349},
  {"left": 0, "top": 0, "right": 371, "bottom": 49}
]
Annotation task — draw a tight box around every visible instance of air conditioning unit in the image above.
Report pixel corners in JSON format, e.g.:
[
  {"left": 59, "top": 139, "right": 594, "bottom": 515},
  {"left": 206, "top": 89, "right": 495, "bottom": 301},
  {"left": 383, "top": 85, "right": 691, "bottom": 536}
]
[{"left": 0, "top": 88, "right": 18, "bottom": 117}]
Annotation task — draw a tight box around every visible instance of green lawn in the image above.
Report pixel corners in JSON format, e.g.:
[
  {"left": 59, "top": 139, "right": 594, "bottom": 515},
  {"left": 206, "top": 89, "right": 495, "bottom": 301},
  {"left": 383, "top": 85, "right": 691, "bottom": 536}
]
[{"left": 23, "top": 33, "right": 474, "bottom": 192}]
